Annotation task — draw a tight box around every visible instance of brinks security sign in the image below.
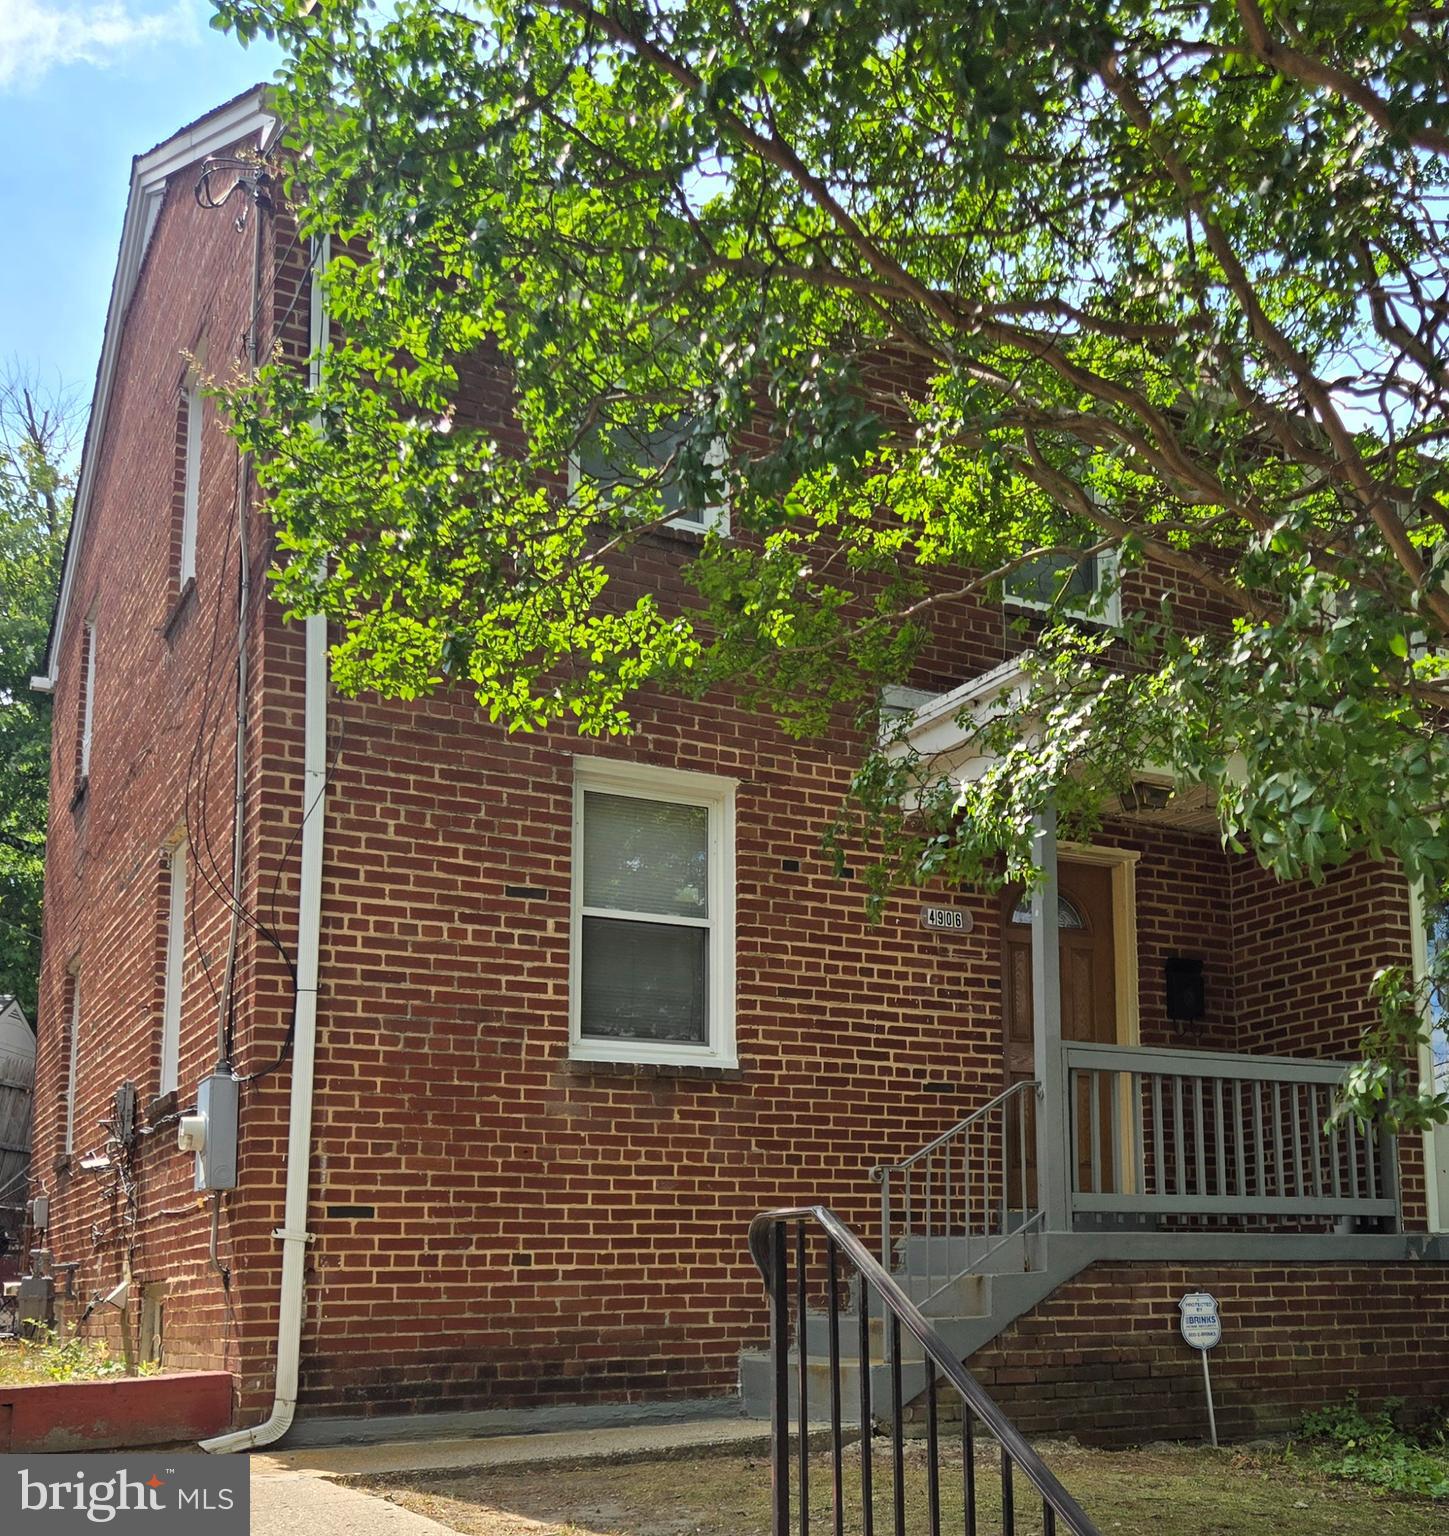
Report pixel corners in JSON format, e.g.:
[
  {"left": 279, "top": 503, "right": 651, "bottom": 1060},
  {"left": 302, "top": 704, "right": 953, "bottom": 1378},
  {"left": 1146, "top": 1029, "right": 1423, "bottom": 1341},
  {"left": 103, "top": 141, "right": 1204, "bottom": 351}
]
[
  {"left": 3, "top": 1454, "right": 247, "bottom": 1533},
  {"left": 1178, "top": 1291, "right": 1222, "bottom": 1350}
]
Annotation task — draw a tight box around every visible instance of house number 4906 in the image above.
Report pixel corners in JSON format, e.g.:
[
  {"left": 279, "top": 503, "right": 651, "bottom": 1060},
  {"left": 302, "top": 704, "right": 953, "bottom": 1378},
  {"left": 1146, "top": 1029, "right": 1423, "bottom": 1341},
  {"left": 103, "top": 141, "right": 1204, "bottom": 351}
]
[{"left": 920, "top": 906, "right": 972, "bottom": 933}]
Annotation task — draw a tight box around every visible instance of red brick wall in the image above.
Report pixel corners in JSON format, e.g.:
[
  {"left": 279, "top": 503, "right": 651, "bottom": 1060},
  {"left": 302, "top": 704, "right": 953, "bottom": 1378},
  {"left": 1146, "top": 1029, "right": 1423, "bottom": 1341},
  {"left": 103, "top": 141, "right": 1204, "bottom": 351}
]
[
  {"left": 1095, "top": 820, "right": 1240, "bottom": 1051},
  {"left": 1230, "top": 858, "right": 1427, "bottom": 1223},
  {"left": 264, "top": 679, "right": 1015, "bottom": 1420},
  {"left": 967, "top": 1260, "right": 1449, "bottom": 1445},
  {"left": 255, "top": 678, "right": 1431, "bottom": 1422},
  {"left": 1233, "top": 857, "right": 1413, "bottom": 1058}
]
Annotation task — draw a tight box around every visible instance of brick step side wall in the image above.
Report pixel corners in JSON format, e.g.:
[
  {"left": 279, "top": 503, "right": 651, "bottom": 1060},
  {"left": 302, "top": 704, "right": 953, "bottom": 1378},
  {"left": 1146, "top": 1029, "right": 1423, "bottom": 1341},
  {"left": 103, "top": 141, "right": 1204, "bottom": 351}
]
[{"left": 955, "top": 1260, "right": 1449, "bottom": 1446}]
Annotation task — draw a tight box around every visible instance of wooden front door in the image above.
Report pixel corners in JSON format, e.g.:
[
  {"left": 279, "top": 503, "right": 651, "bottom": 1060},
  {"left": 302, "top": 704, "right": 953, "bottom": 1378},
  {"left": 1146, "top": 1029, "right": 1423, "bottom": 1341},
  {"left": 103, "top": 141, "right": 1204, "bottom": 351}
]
[{"left": 1001, "top": 860, "right": 1118, "bottom": 1196}]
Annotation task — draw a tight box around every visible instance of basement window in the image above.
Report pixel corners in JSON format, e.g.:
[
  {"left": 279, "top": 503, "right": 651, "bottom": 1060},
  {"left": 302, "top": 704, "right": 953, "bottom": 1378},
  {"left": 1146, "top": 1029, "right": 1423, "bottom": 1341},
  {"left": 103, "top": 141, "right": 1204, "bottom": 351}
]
[{"left": 570, "top": 759, "right": 737, "bottom": 1067}]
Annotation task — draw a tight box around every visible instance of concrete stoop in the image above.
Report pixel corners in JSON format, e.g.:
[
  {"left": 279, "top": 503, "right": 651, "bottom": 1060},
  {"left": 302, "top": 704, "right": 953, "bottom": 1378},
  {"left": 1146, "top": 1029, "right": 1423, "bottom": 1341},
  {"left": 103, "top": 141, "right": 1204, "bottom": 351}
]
[{"left": 738, "top": 1231, "right": 1095, "bottom": 1423}]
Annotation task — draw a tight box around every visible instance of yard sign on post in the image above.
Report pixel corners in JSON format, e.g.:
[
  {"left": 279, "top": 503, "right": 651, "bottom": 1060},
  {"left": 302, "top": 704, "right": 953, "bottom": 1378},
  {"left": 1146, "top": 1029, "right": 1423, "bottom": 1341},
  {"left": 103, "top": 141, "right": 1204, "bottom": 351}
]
[{"left": 1178, "top": 1292, "right": 1222, "bottom": 1447}]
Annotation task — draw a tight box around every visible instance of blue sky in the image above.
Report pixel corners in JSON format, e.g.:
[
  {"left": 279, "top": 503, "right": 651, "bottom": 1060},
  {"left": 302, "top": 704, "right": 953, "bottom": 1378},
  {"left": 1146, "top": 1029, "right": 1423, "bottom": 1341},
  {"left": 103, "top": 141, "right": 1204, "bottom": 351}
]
[{"left": 0, "top": 1, "right": 282, "bottom": 421}]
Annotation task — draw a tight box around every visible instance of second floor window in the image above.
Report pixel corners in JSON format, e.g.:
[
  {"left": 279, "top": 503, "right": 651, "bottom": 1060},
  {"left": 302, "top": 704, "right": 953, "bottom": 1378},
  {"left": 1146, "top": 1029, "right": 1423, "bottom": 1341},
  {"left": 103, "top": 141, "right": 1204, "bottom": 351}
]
[
  {"left": 1005, "top": 546, "right": 1121, "bottom": 626},
  {"left": 572, "top": 418, "right": 729, "bottom": 537},
  {"left": 178, "top": 379, "right": 202, "bottom": 588},
  {"left": 64, "top": 970, "right": 81, "bottom": 1156},
  {"left": 76, "top": 617, "right": 96, "bottom": 789}
]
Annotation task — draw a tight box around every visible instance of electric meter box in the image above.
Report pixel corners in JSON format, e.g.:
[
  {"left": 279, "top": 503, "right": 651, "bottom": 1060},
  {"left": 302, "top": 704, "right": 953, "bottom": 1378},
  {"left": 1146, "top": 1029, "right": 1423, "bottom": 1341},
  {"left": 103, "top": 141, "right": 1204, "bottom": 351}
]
[{"left": 194, "top": 1071, "right": 240, "bottom": 1192}]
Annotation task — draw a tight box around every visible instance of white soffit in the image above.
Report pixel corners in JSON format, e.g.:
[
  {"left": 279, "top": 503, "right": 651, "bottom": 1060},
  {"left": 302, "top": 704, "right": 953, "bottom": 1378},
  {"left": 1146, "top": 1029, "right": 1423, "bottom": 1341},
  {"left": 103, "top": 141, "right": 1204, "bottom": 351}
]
[{"left": 885, "top": 660, "right": 1222, "bottom": 834}]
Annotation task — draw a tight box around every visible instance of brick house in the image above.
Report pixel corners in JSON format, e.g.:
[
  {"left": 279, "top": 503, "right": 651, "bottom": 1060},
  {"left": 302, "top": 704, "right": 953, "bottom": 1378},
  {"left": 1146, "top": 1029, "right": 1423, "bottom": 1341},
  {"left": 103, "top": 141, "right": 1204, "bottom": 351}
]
[{"left": 24, "top": 89, "right": 1449, "bottom": 1448}]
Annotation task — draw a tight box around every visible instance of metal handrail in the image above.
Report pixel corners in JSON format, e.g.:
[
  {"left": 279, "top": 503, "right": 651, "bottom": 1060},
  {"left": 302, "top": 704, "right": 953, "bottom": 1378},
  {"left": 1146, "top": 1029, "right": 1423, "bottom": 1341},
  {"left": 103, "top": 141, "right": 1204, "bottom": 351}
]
[
  {"left": 869, "top": 1078, "right": 1039, "bottom": 1182},
  {"left": 871, "top": 1077, "right": 1042, "bottom": 1296},
  {"left": 748, "top": 1204, "right": 1100, "bottom": 1536},
  {"left": 1062, "top": 1039, "right": 1361, "bottom": 1083}
]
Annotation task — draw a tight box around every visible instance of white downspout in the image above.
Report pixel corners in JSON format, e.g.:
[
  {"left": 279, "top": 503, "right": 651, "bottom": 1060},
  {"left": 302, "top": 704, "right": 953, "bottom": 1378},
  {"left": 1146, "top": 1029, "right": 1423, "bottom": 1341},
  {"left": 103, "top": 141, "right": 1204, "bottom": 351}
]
[{"left": 202, "top": 237, "right": 331, "bottom": 1453}]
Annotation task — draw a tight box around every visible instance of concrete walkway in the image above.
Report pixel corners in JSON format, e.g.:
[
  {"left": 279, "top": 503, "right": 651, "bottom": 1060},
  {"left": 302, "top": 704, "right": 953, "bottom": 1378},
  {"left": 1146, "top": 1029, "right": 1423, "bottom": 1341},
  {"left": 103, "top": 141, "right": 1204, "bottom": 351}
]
[
  {"left": 251, "top": 1465, "right": 462, "bottom": 1536},
  {"left": 248, "top": 1416, "right": 775, "bottom": 1535}
]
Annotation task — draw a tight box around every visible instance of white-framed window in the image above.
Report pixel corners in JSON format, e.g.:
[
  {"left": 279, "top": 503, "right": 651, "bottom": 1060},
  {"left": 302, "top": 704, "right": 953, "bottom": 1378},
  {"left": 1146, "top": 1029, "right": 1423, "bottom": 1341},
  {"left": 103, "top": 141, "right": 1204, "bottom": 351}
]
[
  {"left": 180, "top": 379, "right": 202, "bottom": 586},
  {"left": 78, "top": 616, "right": 96, "bottom": 784},
  {"left": 569, "top": 418, "right": 730, "bottom": 536},
  {"left": 64, "top": 970, "right": 81, "bottom": 1156},
  {"left": 1004, "top": 546, "right": 1121, "bottom": 627},
  {"left": 159, "top": 840, "right": 187, "bottom": 1095},
  {"left": 570, "top": 757, "right": 737, "bottom": 1067}
]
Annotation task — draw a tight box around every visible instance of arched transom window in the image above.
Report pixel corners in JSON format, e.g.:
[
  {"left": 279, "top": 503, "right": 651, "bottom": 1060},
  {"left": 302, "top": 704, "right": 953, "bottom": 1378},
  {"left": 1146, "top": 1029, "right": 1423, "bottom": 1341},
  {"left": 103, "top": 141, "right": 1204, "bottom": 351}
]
[{"left": 1010, "top": 893, "right": 1086, "bottom": 929}]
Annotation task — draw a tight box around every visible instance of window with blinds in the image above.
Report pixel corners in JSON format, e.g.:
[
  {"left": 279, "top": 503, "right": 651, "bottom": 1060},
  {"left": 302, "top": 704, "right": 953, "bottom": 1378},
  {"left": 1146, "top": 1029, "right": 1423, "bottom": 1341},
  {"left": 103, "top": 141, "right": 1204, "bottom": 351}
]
[{"left": 571, "top": 762, "right": 736, "bottom": 1066}]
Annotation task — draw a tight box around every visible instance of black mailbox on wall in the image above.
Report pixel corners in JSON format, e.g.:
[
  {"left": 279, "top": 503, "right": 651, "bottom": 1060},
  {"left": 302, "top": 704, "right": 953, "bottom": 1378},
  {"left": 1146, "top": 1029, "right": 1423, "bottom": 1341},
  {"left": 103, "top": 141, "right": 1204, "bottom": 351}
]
[{"left": 1165, "top": 955, "right": 1205, "bottom": 1024}]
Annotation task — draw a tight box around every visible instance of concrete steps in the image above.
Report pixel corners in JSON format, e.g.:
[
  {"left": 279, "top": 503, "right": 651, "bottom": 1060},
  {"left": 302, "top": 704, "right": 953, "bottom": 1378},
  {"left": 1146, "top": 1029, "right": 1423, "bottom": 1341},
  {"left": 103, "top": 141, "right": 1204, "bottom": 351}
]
[
  {"left": 738, "top": 1350, "right": 927, "bottom": 1425},
  {"left": 739, "top": 1230, "right": 1093, "bottom": 1422}
]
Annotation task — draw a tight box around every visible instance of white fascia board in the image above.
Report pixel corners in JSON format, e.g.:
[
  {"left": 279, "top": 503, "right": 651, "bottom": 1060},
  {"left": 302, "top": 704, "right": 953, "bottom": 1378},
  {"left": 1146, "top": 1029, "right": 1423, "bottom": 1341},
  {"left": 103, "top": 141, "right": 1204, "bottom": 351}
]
[
  {"left": 884, "top": 657, "right": 1219, "bottom": 818},
  {"left": 34, "top": 88, "right": 277, "bottom": 691},
  {"left": 883, "top": 656, "right": 1035, "bottom": 784}
]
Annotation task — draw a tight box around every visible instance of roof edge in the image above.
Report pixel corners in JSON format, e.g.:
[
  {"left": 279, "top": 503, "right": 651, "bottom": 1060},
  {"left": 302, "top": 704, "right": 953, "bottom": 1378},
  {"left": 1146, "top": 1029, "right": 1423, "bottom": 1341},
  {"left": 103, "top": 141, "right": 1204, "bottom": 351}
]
[{"left": 34, "top": 85, "right": 278, "bottom": 689}]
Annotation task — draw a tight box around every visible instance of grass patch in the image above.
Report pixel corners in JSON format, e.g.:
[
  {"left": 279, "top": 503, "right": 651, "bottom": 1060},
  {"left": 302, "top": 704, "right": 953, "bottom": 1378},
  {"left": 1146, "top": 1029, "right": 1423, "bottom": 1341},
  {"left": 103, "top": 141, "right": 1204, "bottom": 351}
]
[
  {"left": 0, "top": 1328, "right": 159, "bottom": 1386},
  {"left": 366, "top": 1438, "right": 1448, "bottom": 1536}
]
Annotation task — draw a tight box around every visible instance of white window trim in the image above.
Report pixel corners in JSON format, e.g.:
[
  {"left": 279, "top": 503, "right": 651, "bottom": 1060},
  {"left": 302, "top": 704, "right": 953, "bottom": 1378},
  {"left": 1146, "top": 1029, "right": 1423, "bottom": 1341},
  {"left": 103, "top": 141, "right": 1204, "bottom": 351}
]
[
  {"left": 1004, "top": 545, "right": 1122, "bottom": 628},
  {"left": 79, "top": 617, "right": 96, "bottom": 781},
  {"left": 180, "top": 380, "right": 202, "bottom": 585},
  {"left": 566, "top": 434, "right": 730, "bottom": 537},
  {"left": 64, "top": 973, "right": 80, "bottom": 1156},
  {"left": 569, "top": 756, "right": 737, "bottom": 1068},
  {"left": 160, "top": 840, "right": 187, "bottom": 1095}
]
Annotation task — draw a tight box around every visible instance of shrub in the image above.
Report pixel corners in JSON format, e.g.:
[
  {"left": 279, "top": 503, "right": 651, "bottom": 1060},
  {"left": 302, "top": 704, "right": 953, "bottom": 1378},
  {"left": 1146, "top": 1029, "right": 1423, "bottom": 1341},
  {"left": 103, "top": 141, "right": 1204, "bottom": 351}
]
[{"left": 1298, "top": 1396, "right": 1449, "bottom": 1500}]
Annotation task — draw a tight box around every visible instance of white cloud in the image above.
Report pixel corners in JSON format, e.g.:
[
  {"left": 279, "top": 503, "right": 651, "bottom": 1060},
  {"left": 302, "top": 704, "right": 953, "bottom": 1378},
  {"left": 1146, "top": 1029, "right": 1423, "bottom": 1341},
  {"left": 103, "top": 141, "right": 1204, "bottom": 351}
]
[{"left": 0, "top": 0, "right": 197, "bottom": 91}]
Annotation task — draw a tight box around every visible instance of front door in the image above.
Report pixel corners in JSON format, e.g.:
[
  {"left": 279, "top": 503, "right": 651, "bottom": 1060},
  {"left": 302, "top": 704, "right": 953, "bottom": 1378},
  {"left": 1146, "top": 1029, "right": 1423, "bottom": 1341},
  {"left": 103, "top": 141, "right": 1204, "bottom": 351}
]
[{"left": 1001, "top": 859, "right": 1118, "bottom": 1196}]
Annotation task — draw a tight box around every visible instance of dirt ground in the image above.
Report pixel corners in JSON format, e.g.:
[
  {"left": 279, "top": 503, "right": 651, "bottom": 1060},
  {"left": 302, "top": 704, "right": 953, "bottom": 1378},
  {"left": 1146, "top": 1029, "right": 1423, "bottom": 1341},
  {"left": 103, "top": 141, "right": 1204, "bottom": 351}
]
[{"left": 356, "top": 1438, "right": 1447, "bottom": 1536}]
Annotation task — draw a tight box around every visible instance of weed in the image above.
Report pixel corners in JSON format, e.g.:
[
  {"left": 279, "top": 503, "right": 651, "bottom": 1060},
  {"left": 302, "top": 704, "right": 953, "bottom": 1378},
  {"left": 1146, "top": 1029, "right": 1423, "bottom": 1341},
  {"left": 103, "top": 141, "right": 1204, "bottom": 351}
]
[
  {"left": 0, "top": 1326, "right": 162, "bottom": 1386},
  {"left": 1297, "top": 1396, "right": 1449, "bottom": 1500}
]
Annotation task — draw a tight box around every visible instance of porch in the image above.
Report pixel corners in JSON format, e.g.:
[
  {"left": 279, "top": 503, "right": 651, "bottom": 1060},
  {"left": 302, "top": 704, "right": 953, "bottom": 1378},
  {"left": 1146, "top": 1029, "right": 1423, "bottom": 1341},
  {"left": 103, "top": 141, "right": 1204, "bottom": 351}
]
[
  {"left": 870, "top": 661, "right": 1432, "bottom": 1281},
  {"left": 871, "top": 805, "right": 1408, "bottom": 1297},
  {"left": 872, "top": 1037, "right": 1401, "bottom": 1304}
]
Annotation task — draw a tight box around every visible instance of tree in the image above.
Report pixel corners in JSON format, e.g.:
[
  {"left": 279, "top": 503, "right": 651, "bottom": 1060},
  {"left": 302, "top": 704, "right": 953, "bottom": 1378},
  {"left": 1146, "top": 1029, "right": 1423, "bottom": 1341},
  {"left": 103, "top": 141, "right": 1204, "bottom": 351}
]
[
  {"left": 216, "top": 0, "right": 1449, "bottom": 1124},
  {"left": 0, "top": 378, "right": 75, "bottom": 1021}
]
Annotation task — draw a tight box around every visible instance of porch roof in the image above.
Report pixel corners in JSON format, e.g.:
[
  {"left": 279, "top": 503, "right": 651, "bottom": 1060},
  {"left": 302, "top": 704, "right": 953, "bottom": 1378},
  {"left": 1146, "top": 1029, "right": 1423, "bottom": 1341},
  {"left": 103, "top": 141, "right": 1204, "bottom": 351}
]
[
  {"left": 883, "top": 658, "right": 1218, "bottom": 831},
  {"left": 882, "top": 657, "right": 1032, "bottom": 785}
]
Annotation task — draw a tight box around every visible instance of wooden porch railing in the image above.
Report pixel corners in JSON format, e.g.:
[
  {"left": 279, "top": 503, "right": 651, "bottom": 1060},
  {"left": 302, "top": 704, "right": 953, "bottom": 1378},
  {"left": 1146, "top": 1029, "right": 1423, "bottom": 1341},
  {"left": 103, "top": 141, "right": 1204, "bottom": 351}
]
[{"left": 1063, "top": 1042, "right": 1398, "bottom": 1225}]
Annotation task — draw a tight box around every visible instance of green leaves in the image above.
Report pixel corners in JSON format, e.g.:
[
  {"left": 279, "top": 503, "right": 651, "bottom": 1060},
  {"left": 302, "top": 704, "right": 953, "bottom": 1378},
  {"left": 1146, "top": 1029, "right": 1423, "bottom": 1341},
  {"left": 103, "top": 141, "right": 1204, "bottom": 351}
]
[
  {"left": 0, "top": 383, "right": 73, "bottom": 1019},
  {"left": 212, "top": 0, "right": 1449, "bottom": 939}
]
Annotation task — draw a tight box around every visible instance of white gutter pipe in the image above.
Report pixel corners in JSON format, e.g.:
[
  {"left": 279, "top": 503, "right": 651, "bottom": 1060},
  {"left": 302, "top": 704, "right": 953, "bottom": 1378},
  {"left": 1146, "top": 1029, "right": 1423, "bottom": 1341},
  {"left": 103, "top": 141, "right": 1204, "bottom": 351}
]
[{"left": 202, "top": 237, "right": 331, "bottom": 1453}]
